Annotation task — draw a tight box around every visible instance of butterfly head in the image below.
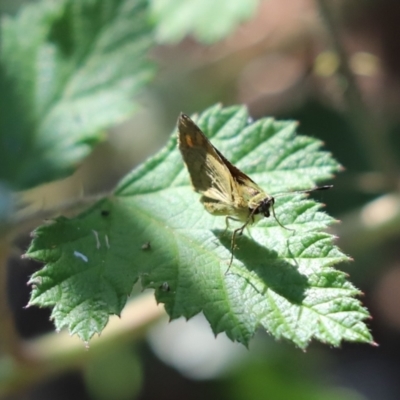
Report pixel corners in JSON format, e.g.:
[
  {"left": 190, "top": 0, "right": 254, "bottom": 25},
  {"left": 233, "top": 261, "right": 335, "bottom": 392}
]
[
  {"left": 254, "top": 196, "right": 274, "bottom": 218},
  {"left": 250, "top": 195, "right": 290, "bottom": 230}
]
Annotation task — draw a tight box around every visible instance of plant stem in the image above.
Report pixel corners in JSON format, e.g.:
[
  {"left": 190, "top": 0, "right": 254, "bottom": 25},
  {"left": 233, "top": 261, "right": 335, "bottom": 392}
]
[{"left": 0, "top": 293, "right": 165, "bottom": 396}]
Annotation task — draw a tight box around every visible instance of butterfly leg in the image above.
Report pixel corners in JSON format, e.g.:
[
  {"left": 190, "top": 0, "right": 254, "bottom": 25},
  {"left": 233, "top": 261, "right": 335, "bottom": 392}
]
[
  {"left": 222, "top": 216, "right": 239, "bottom": 238},
  {"left": 225, "top": 222, "right": 248, "bottom": 275}
]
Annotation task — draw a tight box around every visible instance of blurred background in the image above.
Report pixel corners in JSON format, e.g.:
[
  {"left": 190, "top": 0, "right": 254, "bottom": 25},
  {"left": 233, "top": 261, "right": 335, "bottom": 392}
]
[{"left": 2, "top": 0, "right": 400, "bottom": 399}]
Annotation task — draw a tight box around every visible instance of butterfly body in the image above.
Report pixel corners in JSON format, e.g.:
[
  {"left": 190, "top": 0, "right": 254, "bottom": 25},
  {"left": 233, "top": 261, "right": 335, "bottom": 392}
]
[
  {"left": 177, "top": 113, "right": 332, "bottom": 270},
  {"left": 178, "top": 113, "right": 274, "bottom": 226}
]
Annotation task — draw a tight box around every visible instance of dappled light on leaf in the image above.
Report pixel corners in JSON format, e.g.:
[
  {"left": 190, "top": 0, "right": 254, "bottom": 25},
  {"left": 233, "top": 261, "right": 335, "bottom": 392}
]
[{"left": 26, "top": 104, "right": 372, "bottom": 347}]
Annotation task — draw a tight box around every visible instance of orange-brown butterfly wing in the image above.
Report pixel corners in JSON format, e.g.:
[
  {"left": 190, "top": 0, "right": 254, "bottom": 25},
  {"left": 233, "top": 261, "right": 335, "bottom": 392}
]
[
  {"left": 178, "top": 113, "right": 234, "bottom": 204},
  {"left": 178, "top": 113, "right": 265, "bottom": 218}
]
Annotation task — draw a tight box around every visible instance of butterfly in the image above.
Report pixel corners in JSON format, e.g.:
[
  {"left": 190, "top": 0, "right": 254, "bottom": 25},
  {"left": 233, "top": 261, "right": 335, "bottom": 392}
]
[{"left": 177, "top": 113, "right": 331, "bottom": 270}]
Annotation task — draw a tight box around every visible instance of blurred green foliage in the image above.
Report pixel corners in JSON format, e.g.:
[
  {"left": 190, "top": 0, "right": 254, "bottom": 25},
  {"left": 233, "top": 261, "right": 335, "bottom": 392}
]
[{"left": 1, "top": 0, "right": 398, "bottom": 400}]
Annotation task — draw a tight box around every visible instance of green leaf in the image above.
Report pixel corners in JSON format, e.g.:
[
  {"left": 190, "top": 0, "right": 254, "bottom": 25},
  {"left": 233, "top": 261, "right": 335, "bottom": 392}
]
[
  {"left": 0, "top": 0, "right": 155, "bottom": 190},
  {"left": 150, "top": 0, "right": 260, "bottom": 44},
  {"left": 26, "top": 104, "right": 373, "bottom": 347}
]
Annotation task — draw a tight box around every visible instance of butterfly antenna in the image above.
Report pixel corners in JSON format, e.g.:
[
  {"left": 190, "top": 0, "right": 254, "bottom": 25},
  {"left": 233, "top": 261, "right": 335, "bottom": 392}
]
[
  {"left": 301, "top": 185, "right": 333, "bottom": 194},
  {"left": 274, "top": 185, "right": 333, "bottom": 198}
]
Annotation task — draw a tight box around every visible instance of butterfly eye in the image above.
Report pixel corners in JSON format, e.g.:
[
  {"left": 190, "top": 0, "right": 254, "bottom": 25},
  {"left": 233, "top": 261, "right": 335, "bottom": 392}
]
[
  {"left": 262, "top": 207, "right": 270, "bottom": 218},
  {"left": 258, "top": 197, "right": 274, "bottom": 218}
]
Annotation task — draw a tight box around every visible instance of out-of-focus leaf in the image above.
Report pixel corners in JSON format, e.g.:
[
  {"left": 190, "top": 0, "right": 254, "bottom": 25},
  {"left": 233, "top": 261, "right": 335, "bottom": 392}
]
[
  {"left": 0, "top": 0, "right": 154, "bottom": 190},
  {"left": 150, "top": 0, "right": 260, "bottom": 43}
]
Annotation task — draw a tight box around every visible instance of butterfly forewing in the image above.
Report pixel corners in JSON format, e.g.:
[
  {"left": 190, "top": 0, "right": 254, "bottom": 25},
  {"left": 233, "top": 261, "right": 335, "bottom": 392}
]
[
  {"left": 178, "top": 113, "right": 266, "bottom": 214},
  {"left": 178, "top": 114, "right": 234, "bottom": 204},
  {"left": 177, "top": 112, "right": 332, "bottom": 270}
]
